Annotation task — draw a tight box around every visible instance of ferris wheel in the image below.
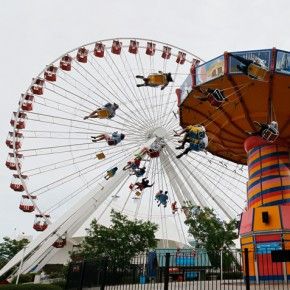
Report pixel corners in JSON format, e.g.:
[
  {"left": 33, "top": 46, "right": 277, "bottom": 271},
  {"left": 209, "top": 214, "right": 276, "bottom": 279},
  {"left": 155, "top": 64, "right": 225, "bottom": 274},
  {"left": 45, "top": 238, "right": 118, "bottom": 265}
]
[{"left": 2, "top": 38, "right": 248, "bottom": 277}]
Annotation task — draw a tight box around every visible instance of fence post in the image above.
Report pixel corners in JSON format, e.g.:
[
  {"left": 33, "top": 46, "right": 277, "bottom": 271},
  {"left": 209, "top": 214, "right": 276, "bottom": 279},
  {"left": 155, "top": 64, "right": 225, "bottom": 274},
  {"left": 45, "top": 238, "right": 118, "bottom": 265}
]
[
  {"left": 244, "top": 248, "right": 250, "bottom": 290},
  {"left": 220, "top": 248, "right": 223, "bottom": 283},
  {"left": 164, "top": 253, "right": 170, "bottom": 290},
  {"left": 100, "top": 258, "right": 107, "bottom": 290},
  {"left": 79, "top": 260, "right": 86, "bottom": 290}
]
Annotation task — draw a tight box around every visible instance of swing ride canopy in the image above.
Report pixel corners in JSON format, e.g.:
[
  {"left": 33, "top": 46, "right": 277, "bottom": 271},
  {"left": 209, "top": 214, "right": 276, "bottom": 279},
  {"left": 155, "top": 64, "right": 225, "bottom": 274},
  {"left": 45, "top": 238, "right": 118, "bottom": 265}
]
[{"left": 178, "top": 48, "right": 290, "bottom": 165}]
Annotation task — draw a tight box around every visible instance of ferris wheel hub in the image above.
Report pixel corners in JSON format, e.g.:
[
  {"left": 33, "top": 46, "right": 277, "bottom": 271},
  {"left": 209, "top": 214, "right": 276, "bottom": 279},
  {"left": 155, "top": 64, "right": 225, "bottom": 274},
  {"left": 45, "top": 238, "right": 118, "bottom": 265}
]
[{"left": 146, "top": 127, "right": 168, "bottom": 140}]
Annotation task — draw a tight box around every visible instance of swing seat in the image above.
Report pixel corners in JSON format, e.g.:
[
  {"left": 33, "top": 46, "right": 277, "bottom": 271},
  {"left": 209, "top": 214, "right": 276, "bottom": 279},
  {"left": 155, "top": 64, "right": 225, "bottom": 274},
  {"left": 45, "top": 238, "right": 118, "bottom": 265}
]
[
  {"left": 208, "top": 89, "right": 225, "bottom": 107},
  {"left": 148, "top": 74, "right": 166, "bottom": 86},
  {"left": 108, "top": 139, "right": 118, "bottom": 146},
  {"left": 148, "top": 150, "right": 160, "bottom": 158},
  {"left": 247, "top": 63, "right": 267, "bottom": 80},
  {"left": 135, "top": 191, "right": 141, "bottom": 197},
  {"left": 96, "top": 152, "right": 105, "bottom": 160},
  {"left": 97, "top": 109, "right": 110, "bottom": 119},
  {"left": 262, "top": 128, "right": 279, "bottom": 143}
]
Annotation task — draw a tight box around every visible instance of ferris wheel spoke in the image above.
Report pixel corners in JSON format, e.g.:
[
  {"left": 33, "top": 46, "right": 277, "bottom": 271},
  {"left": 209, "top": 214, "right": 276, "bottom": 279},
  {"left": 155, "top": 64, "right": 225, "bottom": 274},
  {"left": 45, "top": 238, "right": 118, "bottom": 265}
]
[
  {"left": 166, "top": 144, "right": 237, "bottom": 219},
  {"left": 72, "top": 60, "right": 152, "bottom": 129},
  {"left": 46, "top": 81, "right": 99, "bottom": 108},
  {"left": 183, "top": 155, "right": 245, "bottom": 211},
  {"left": 96, "top": 174, "right": 132, "bottom": 222},
  {"left": 89, "top": 55, "right": 153, "bottom": 129},
  {"left": 52, "top": 73, "right": 102, "bottom": 107},
  {"left": 133, "top": 158, "right": 154, "bottom": 219},
  {"left": 103, "top": 53, "right": 155, "bottom": 129},
  {"left": 31, "top": 143, "right": 139, "bottom": 196},
  {"left": 47, "top": 163, "right": 132, "bottom": 216},
  {"left": 26, "top": 110, "right": 144, "bottom": 136},
  {"left": 36, "top": 95, "right": 90, "bottom": 115},
  {"left": 160, "top": 160, "right": 187, "bottom": 245},
  {"left": 161, "top": 64, "right": 180, "bottom": 127},
  {"left": 134, "top": 52, "right": 157, "bottom": 125},
  {"left": 122, "top": 52, "right": 156, "bottom": 126},
  {"left": 25, "top": 115, "right": 144, "bottom": 138},
  {"left": 44, "top": 87, "right": 96, "bottom": 112}
]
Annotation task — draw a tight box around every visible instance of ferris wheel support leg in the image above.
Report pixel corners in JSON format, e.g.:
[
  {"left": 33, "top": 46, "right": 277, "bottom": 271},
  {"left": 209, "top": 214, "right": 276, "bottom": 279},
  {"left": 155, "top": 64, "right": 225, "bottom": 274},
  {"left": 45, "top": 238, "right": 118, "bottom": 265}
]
[
  {"left": 160, "top": 151, "right": 195, "bottom": 206},
  {"left": 163, "top": 145, "right": 208, "bottom": 207},
  {"left": 0, "top": 168, "right": 129, "bottom": 278},
  {"left": 166, "top": 144, "right": 235, "bottom": 220}
]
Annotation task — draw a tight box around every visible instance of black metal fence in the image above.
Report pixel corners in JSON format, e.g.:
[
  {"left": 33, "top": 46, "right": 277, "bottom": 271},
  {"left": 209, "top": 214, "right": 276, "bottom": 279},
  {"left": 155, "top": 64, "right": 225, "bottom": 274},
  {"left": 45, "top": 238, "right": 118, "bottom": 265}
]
[{"left": 65, "top": 249, "right": 290, "bottom": 290}]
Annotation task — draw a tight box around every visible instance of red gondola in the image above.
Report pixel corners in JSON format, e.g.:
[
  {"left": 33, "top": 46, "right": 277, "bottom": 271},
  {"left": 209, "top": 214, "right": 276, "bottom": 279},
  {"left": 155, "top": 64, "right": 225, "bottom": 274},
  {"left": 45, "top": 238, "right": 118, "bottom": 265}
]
[
  {"left": 6, "top": 153, "right": 23, "bottom": 170},
  {"left": 20, "top": 94, "right": 34, "bottom": 111},
  {"left": 53, "top": 237, "right": 66, "bottom": 248},
  {"left": 44, "top": 65, "right": 58, "bottom": 81},
  {"left": 128, "top": 40, "right": 139, "bottom": 54},
  {"left": 94, "top": 42, "right": 105, "bottom": 58},
  {"left": 60, "top": 55, "right": 72, "bottom": 71},
  {"left": 6, "top": 131, "right": 23, "bottom": 149},
  {"left": 111, "top": 40, "right": 122, "bottom": 55},
  {"left": 19, "top": 195, "right": 36, "bottom": 213},
  {"left": 31, "top": 78, "right": 45, "bottom": 95},
  {"left": 10, "top": 174, "right": 27, "bottom": 192},
  {"left": 146, "top": 42, "right": 156, "bottom": 56},
  {"left": 176, "top": 51, "right": 186, "bottom": 64},
  {"left": 76, "top": 47, "right": 89, "bottom": 63},
  {"left": 10, "top": 112, "right": 27, "bottom": 129},
  {"left": 161, "top": 46, "right": 171, "bottom": 59},
  {"left": 33, "top": 214, "right": 50, "bottom": 232}
]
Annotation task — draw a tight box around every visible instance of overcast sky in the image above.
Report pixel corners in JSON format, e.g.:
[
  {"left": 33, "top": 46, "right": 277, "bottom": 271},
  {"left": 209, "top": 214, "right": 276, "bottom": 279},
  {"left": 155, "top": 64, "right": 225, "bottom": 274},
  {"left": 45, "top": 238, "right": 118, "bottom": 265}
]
[{"left": 0, "top": 0, "right": 290, "bottom": 240}]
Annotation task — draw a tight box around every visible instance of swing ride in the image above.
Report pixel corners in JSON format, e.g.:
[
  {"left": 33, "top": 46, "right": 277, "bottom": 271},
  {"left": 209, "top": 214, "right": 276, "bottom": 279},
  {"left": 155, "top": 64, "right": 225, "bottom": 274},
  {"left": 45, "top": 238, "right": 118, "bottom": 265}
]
[{"left": 1, "top": 38, "right": 289, "bottom": 282}]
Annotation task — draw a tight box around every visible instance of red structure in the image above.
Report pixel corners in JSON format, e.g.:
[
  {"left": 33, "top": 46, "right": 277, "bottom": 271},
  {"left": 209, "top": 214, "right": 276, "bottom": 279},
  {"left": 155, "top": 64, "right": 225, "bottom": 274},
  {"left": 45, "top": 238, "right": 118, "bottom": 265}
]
[
  {"left": 161, "top": 46, "right": 171, "bottom": 59},
  {"left": 111, "top": 40, "right": 122, "bottom": 55},
  {"left": 60, "top": 55, "right": 72, "bottom": 71},
  {"left": 128, "top": 40, "right": 139, "bottom": 54},
  {"left": 94, "top": 42, "right": 105, "bottom": 58},
  {"left": 6, "top": 131, "right": 23, "bottom": 150},
  {"left": 20, "top": 94, "right": 34, "bottom": 111},
  {"left": 44, "top": 65, "right": 58, "bottom": 81},
  {"left": 31, "top": 78, "right": 45, "bottom": 95},
  {"left": 6, "top": 153, "right": 22, "bottom": 170},
  {"left": 10, "top": 112, "right": 27, "bottom": 129},
  {"left": 146, "top": 42, "right": 156, "bottom": 56},
  {"left": 76, "top": 47, "right": 89, "bottom": 63},
  {"left": 10, "top": 174, "right": 27, "bottom": 192},
  {"left": 19, "top": 195, "right": 36, "bottom": 213},
  {"left": 33, "top": 214, "right": 50, "bottom": 231}
]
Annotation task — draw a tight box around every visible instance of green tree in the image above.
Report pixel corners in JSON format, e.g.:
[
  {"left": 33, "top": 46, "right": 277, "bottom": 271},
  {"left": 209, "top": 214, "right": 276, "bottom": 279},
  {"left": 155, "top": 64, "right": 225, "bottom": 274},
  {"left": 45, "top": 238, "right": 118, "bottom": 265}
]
[
  {"left": 184, "top": 205, "right": 238, "bottom": 268},
  {"left": 0, "top": 237, "right": 30, "bottom": 279},
  {"left": 0, "top": 237, "right": 29, "bottom": 268},
  {"left": 72, "top": 210, "right": 158, "bottom": 268}
]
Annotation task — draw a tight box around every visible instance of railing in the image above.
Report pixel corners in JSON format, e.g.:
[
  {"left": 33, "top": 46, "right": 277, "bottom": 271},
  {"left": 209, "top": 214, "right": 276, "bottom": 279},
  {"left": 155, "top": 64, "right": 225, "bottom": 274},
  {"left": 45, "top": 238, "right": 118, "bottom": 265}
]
[{"left": 65, "top": 248, "right": 290, "bottom": 290}]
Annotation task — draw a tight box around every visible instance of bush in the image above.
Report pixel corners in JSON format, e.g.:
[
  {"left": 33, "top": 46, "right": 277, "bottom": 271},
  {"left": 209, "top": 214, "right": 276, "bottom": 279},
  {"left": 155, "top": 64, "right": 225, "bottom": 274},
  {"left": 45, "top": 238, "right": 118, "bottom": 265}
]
[
  {"left": 0, "top": 284, "right": 62, "bottom": 290},
  {"left": 11, "top": 273, "right": 35, "bottom": 284}
]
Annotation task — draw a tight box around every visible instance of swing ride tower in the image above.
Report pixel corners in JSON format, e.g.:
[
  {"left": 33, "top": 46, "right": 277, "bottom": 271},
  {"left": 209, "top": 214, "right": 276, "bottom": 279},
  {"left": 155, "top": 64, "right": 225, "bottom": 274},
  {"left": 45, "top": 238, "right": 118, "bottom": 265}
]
[{"left": 178, "top": 48, "right": 290, "bottom": 281}]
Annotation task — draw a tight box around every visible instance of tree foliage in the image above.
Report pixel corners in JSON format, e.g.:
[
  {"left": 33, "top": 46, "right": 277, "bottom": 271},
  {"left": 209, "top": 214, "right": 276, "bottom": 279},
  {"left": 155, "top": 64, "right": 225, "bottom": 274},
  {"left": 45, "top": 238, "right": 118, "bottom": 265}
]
[
  {"left": 184, "top": 205, "right": 238, "bottom": 268},
  {"left": 0, "top": 237, "right": 29, "bottom": 270},
  {"left": 72, "top": 210, "right": 158, "bottom": 267}
]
